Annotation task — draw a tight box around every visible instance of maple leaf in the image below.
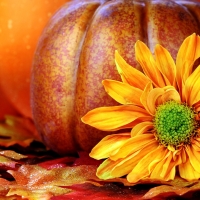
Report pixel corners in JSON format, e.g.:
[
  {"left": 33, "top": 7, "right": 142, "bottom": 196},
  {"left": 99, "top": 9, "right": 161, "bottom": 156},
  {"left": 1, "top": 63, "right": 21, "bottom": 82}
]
[
  {"left": 0, "top": 115, "right": 41, "bottom": 147},
  {"left": 1, "top": 115, "right": 200, "bottom": 199},
  {"left": 0, "top": 149, "right": 199, "bottom": 199},
  {"left": 0, "top": 150, "right": 27, "bottom": 171},
  {"left": 5, "top": 164, "right": 98, "bottom": 200}
]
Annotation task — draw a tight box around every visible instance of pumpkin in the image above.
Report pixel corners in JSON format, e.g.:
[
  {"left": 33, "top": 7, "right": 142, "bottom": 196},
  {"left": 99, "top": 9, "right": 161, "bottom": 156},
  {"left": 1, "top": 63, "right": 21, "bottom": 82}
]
[
  {"left": 31, "top": 0, "right": 200, "bottom": 155},
  {"left": 0, "top": 0, "right": 69, "bottom": 119}
]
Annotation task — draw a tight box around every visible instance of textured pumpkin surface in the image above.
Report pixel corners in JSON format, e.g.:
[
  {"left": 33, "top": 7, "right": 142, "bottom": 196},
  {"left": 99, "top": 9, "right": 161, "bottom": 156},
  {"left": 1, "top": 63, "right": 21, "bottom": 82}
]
[
  {"left": 0, "top": 0, "right": 69, "bottom": 119},
  {"left": 31, "top": 0, "right": 200, "bottom": 155}
]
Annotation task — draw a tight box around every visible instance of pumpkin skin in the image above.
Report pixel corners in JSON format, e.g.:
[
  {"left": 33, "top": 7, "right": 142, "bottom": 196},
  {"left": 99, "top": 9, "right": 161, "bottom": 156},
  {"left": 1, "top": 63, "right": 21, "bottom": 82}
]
[
  {"left": 0, "top": 0, "right": 69, "bottom": 119},
  {"left": 31, "top": 0, "right": 200, "bottom": 155}
]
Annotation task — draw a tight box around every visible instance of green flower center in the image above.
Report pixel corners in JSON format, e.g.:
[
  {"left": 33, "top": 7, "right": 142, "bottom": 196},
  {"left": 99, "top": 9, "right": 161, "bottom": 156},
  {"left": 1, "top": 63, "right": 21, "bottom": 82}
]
[{"left": 154, "top": 101, "right": 196, "bottom": 147}]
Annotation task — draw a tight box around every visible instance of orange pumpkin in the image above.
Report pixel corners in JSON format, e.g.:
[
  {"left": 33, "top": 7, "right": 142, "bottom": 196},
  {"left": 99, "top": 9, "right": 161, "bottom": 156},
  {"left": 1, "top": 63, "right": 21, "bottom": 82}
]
[
  {"left": 0, "top": 0, "right": 69, "bottom": 119},
  {"left": 31, "top": 0, "right": 200, "bottom": 155}
]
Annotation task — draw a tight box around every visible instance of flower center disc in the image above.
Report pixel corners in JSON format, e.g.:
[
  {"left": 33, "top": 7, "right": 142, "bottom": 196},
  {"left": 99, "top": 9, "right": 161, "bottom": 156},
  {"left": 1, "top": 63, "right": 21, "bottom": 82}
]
[{"left": 154, "top": 101, "right": 196, "bottom": 147}]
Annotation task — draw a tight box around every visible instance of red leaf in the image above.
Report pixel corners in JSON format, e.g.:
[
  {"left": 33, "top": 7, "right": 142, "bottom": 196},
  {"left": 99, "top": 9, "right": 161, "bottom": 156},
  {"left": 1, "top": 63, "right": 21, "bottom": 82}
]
[
  {"left": 39, "top": 157, "right": 76, "bottom": 169},
  {"left": 73, "top": 151, "right": 103, "bottom": 166}
]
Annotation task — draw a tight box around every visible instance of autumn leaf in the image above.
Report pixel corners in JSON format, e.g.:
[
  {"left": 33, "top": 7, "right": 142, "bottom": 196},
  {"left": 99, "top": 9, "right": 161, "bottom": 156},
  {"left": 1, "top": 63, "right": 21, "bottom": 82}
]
[
  {"left": 0, "top": 115, "right": 200, "bottom": 199},
  {"left": 38, "top": 156, "right": 77, "bottom": 169},
  {"left": 0, "top": 115, "right": 41, "bottom": 147},
  {"left": 0, "top": 150, "right": 27, "bottom": 171},
  {"left": 6, "top": 164, "right": 98, "bottom": 200},
  {"left": 58, "top": 183, "right": 149, "bottom": 200},
  {"left": 142, "top": 182, "right": 200, "bottom": 199}
]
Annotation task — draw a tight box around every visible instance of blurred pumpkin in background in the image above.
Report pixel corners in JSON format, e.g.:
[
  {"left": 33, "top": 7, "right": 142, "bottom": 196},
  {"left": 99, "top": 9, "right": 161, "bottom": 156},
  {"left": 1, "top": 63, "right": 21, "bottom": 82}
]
[
  {"left": 31, "top": 0, "right": 200, "bottom": 155},
  {"left": 0, "top": 0, "right": 69, "bottom": 120}
]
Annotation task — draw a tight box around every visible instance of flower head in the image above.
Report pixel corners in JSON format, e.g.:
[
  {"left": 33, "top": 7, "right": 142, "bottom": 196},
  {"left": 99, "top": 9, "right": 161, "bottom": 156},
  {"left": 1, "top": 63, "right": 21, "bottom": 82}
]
[{"left": 81, "top": 33, "right": 200, "bottom": 183}]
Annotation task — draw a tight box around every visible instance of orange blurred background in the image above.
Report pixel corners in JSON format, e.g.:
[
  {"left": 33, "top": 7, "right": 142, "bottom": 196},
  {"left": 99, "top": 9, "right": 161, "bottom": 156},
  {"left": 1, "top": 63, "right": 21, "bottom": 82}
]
[{"left": 0, "top": 0, "right": 69, "bottom": 120}]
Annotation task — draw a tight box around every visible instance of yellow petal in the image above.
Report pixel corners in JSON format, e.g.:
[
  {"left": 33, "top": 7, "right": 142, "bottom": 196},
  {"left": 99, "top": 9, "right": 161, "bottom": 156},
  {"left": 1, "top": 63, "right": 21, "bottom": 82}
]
[
  {"left": 140, "top": 82, "right": 154, "bottom": 115},
  {"left": 110, "top": 151, "right": 141, "bottom": 178},
  {"left": 161, "top": 87, "right": 181, "bottom": 103},
  {"left": 146, "top": 88, "right": 165, "bottom": 115},
  {"left": 186, "top": 146, "right": 200, "bottom": 174},
  {"left": 151, "top": 150, "right": 182, "bottom": 181},
  {"left": 131, "top": 121, "right": 153, "bottom": 137},
  {"left": 155, "top": 44, "right": 176, "bottom": 87},
  {"left": 102, "top": 79, "right": 143, "bottom": 106},
  {"left": 111, "top": 140, "right": 158, "bottom": 178},
  {"left": 192, "top": 138, "right": 200, "bottom": 151},
  {"left": 89, "top": 133, "right": 130, "bottom": 160},
  {"left": 150, "top": 152, "right": 174, "bottom": 180},
  {"left": 113, "top": 116, "right": 152, "bottom": 131},
  {"left": 110, "top": 134, "right": 155, "bottom": 161},
  {"left": 96, "top": 158, "right": 119, "bottom": 180},
  {"left": 185, "top": 65, "right": 200, "bottom": 106},
  {"left": 179, "top": 159, "right": 200, "bottom": 181},
  {"left": 176, "top": 33, "right": 200, "bottom": 93},
  {"left": 135, "top": 40, "right": 165, "bottom": 88},
  {"left": 127, "top": 145, "right": 166, "bottom": 183},
  {"left": 180, "top": 148, "right": 187, "bottom": 164},
  {"left": 157, "top": 87, "right": 181, "bottom": 105},
  {"left": 115, "top": 51, "right": 150, "bottom": 90},
  {"left": 81, "top": 105, "right": 150, "bottom": 131}
]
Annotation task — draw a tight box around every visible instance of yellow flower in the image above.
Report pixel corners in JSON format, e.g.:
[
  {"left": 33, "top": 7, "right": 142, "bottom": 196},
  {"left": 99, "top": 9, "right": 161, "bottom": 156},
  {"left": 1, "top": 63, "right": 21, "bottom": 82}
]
[{"left": 81, "top": 33, "right": 200, "bottom": 183}]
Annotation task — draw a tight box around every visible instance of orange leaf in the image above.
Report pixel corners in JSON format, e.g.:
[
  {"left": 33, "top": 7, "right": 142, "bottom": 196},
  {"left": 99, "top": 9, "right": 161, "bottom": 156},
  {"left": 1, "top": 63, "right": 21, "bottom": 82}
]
[
  {"left": 0, "top": 115, "right": 41, "bottom": 147},
  {"left": 6, "top": 164, "right": 98, "bottom": 200}
]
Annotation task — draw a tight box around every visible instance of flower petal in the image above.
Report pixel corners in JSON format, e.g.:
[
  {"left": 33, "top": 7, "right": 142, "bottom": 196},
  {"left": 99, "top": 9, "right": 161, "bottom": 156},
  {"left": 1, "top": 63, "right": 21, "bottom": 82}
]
[
  {"left": 155, "top": 44, "right": 176, "bottom": 87},
  {"left": 150, "top": 151, "right": 182, "bottom": 181},
  {"left": 150, "top": 152, "right": 173, "bottom": 180},
  {"left": 102, "top": 79, "right": 143, "bottom": 106},
  {"left": 96, "top": 158, "right": 119, "bottom": 180},
  {"left": 140, "top": 82, "right": 154, "bottom": 115},
  {"left": 131, "top": 121, "right": 153, "bottom": 137},
  {"left": 135, "top": 40, "right": 165, "bottom": 88},
  {"left": 186, "top": 146, "right": 200, "bottom": 174},
  {"left": 115, "top": 51, "right": 150, "bottom": 90},
  {"left": 127, "top": 145, "right": 166, "bottom": 183},
  {"left": 114, "top": 116, "right": 152, "bottom": 130},
  {"left": 110, "top": 134, "right": 155, "bottom": 161},
  {"left": 111, "top": 140, "right": 158, "bottom": 178},
  {"left": 146, "top": 88, "right": 165, "bottom": 115},
  {"left": 176, "top": 33, "right": 200, "bottom": 94},
  {"left": 81, "top": 105, "right": 150, "bottom": 131},
  {"left": 185, "top": 65, "right": 200, "bottom": 106},
  {"left": 157, "top": 87, "right": 181, "bottom": 105},
  {"left": 89, "top": 133, "right": 130, "bottom": 160},
  {"left": 179, "top": 159, "right": 200, "bottom": 181}
]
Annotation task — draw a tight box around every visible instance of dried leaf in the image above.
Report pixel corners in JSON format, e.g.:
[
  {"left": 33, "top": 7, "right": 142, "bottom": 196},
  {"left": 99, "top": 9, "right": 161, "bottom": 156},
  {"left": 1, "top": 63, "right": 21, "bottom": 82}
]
[
  {"left": 39, "top": 157, "right": 76, "bottom": 169},
  {"left": 142, "top": 182, "right": 200, "bottom": 199},
  {"left": 6, "top": 164, "right": 98, "bottom": 200},
  {"left": 0, "top": 115, "right": 40, "bottom": 147},
  {"left": 54, "top": 183, "right": 149, "bottom": 200},
  {"left": 0, "top": 150, "right": 28, "bottom": 160},
  {"left": 0, "top": 178, "right": 13, "bottom": 195},
  {"left": 0, "top": 150, "right": 27, "bottom": 171}
]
